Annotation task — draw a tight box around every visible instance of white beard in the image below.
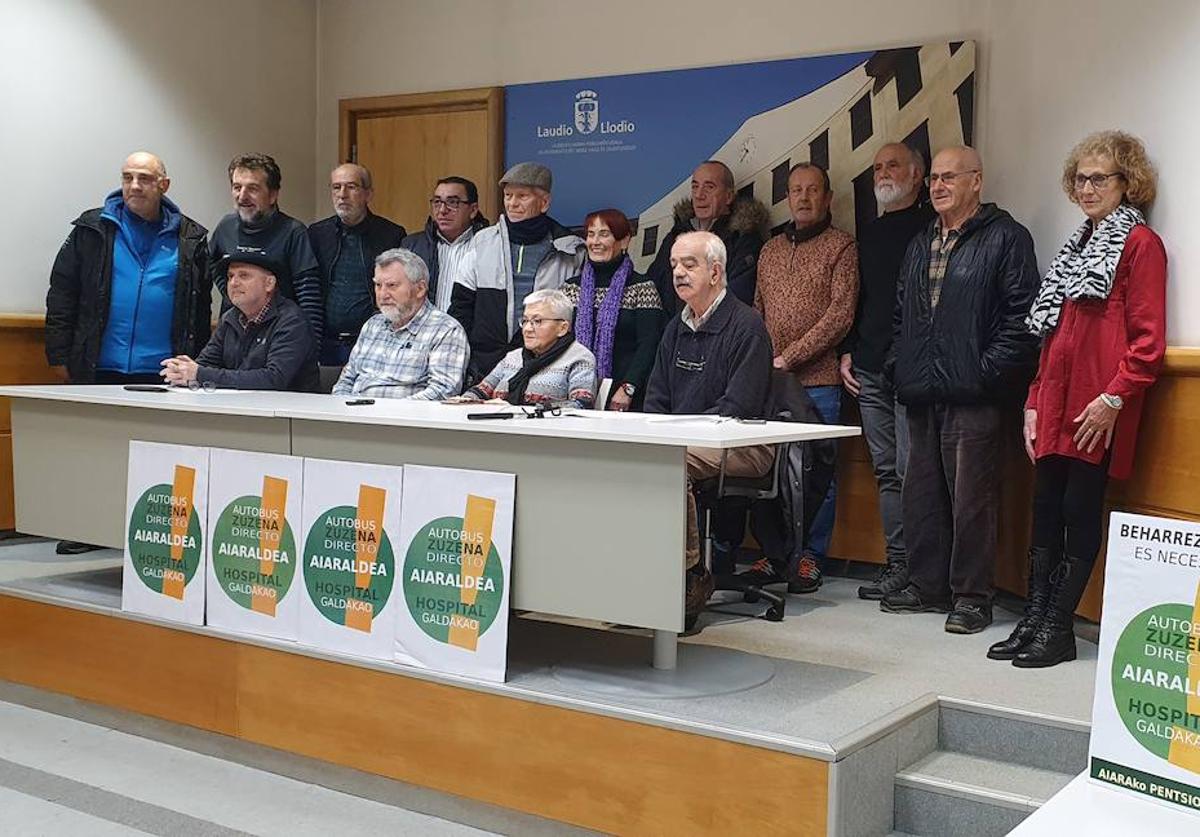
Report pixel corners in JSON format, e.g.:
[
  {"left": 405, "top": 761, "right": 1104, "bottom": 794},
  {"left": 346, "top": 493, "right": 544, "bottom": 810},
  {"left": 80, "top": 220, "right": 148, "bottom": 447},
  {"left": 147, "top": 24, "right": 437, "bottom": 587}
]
[{"left": 874, "top": 181, "right": 906, "bottom": 208}]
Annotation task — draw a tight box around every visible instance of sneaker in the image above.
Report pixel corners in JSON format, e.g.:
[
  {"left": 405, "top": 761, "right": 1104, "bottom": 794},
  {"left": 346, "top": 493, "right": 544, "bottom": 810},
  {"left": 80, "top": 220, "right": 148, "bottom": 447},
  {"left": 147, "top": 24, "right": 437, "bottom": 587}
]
[
  {"left": 945, "top": 602, "right": 993, "bottom": 634},
  {"left": 684, "top": 565, "right": 715, "bottom": 629},
  {"left": 735, "top": 557, "right": 785, "bottom": 586},
  {"left": 879, "top": 584, "right": 951, "bottom": 614},
  {"left": 857, "top": 561, "right": 908, "bottom": 600},
  {"left": 787, "top": 554, "right": 823, "bottom": 594}
]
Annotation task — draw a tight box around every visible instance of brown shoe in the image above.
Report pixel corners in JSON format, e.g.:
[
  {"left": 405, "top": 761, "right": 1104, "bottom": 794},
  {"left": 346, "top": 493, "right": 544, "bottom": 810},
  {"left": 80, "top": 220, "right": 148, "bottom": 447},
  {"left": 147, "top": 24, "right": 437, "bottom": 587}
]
[{"left": 684, "top": 566, "right": 716, "bottom": 627}]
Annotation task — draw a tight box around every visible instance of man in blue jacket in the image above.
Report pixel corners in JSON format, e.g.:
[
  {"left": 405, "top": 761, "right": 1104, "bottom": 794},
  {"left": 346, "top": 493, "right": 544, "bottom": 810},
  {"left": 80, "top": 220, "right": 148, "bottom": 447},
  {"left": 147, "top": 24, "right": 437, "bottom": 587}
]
[{"left": 46, "top": 151, "right": 211, "bottom": 386}]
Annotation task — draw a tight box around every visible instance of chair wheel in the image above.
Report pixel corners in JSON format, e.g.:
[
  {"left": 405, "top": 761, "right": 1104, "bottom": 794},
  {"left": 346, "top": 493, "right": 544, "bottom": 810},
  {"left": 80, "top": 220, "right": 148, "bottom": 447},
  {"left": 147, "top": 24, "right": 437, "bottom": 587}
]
[{"left": 766, "top": 603, "right": 785, "bottom": 622}]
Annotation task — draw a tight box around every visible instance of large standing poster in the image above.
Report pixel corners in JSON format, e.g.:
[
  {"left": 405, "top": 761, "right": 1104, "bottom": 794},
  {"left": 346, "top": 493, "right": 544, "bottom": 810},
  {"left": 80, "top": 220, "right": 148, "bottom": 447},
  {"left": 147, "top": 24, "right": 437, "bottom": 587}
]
[
  {"left": 395, "top": 465, "right": 515, "bottom": 683},
  {"left": 298, "top": 458, "right": 403, "bottom": 661},
  {"left": 505, "top": 42, "right": 976, "bottom": 265},
  {"left": 205, "top": 449, "right": 304, "bottom": 641},
  {"left": 1090, "top": 512, "right": 1200, "bottom": 815},
  {"left": 122, "top": 441, "right": 209, "bottom": 625}
]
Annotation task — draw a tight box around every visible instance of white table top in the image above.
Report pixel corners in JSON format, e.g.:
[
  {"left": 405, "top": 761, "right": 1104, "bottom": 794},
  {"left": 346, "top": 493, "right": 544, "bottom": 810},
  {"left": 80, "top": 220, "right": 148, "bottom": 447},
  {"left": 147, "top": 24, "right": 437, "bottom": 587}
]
[
  {"left": 0, "top": 385, "right": 860, "bottom": 449},
  {"left": 1009, "top": 773, "right": 1200, "bottom": 835}
]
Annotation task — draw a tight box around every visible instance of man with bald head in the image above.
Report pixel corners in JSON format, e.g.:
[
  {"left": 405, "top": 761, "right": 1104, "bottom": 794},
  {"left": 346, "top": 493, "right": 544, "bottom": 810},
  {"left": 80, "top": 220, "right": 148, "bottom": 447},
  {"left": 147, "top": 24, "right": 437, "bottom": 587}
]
[
  {"left": 841, "top": 142, "right": 934, "bottom": 600},
  {"left": 47, "top": 151, "right": 211, "bottom": 386},
  {"left": 881, "top": 146, "right": 1039, "bottom": 634},
  {"left": 308, "top": 163, "right": 406, "bottom": 386}
]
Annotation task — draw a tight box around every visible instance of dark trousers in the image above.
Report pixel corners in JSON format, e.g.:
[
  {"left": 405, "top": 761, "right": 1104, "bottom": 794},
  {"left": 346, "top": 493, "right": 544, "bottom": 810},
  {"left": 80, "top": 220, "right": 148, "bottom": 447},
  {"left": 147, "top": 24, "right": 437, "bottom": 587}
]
[
  {"left": 1031, "top": 454, "right": 1109, "bottom": 566},
  {"left": 92, "top": 370, "right": 163, "bottom": 385},
  {"left": 903, "top": 403, "right": 1003, "bottom": 605}
]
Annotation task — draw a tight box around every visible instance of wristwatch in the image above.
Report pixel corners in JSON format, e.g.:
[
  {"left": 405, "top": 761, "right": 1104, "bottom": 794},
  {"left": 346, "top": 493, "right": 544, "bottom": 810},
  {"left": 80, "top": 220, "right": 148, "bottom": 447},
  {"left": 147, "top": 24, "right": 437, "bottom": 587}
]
[
  {"left": 1100, "top": 392, "right": 1124, "bottom": 410},
  {"left": 621, "top": 382, "right": 637, "bottom": 397}
]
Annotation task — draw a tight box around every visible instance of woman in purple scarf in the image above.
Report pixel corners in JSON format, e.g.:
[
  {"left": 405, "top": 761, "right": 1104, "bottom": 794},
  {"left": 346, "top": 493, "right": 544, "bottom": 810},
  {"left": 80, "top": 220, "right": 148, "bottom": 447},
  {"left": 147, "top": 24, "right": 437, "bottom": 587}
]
[{"left": 562, "top": 209, "right": 664, "bottom": 410}]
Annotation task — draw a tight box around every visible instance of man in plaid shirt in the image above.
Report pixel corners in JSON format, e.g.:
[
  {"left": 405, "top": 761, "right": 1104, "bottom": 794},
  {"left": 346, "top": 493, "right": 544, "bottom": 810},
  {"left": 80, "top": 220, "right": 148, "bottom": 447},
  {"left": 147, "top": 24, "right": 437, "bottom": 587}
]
[{"left": 333, "top": 248, "right": 469, "bottom": 399}]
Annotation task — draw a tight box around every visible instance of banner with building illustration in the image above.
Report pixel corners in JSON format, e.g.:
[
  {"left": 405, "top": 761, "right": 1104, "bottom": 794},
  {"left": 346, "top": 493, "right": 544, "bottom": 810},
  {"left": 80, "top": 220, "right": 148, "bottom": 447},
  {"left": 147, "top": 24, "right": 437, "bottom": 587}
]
[
  {"left": 395, "top": 465, "right": 515, "bottom": 683},
  {"left": 205, "top": 449, "right": 304, "bottom": 641},
  {"left": 297, "top": 458, "right": 403, "bottom": 661},
  {"left": 1090, "top": 512, "right": 1200, "bottom": 815},
  {"left": 122, "top": 441, "right": 209, "bottom": 625},
  {"left": 505, "top": 43, "right": 975, "bottom": 264}
]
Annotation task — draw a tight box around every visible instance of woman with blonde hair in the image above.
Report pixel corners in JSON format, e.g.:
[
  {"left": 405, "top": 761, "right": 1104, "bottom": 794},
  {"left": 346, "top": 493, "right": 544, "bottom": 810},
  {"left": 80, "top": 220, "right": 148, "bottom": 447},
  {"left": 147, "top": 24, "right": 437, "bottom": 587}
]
[{"left": 989, "top": 130, "right": 1167, "bottom": 668}]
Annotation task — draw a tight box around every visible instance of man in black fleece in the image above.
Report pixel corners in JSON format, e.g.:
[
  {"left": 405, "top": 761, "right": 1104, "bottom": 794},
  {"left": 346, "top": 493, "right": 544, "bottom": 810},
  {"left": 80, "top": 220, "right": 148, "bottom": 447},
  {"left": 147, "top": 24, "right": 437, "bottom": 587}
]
[{"left": 644, "top": 231, "right": 774, "bottom": 629}]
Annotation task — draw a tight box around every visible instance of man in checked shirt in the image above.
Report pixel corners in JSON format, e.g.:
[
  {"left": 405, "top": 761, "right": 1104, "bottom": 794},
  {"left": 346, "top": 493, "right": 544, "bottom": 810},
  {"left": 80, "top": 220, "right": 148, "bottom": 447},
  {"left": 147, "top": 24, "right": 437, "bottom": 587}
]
[{"left": 333, "top": 248, "right": 469, "bottom": 399}]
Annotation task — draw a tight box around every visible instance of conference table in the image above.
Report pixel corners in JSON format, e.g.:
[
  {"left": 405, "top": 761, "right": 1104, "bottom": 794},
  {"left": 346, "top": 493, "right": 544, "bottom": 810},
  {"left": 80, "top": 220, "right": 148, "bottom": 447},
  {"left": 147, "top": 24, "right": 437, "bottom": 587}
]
[{"left": 0, "top": 385, "right": 859, "bottom": 669}]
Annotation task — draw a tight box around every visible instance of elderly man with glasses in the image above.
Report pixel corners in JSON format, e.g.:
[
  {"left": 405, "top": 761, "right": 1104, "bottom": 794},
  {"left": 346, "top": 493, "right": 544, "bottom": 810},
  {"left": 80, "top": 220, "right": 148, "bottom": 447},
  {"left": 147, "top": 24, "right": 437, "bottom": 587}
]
[
  {"left": 403, "top": 177, "right": 490, "bottom": 313},
  {"left": 881, "top": 146, "right": 1040, "bottom": 635}
]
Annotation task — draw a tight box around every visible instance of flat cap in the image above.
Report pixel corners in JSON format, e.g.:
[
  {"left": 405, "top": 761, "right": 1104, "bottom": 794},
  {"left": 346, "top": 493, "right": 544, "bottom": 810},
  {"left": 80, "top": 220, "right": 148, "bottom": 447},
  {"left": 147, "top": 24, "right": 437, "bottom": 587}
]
[{"left": 500, "top": 161, "right": 552, "bottom": 192}]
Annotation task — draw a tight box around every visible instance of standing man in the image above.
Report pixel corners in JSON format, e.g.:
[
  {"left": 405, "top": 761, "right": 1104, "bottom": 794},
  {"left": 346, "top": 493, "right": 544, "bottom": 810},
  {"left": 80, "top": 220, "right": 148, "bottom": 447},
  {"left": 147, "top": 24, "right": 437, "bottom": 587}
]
[
  {"left": 402, "top": 176, "right": 489, "bottom": 312},
  {"left": 644, "top": 232, "right": 774, "bottom": 631},
  {"left": 449, "top": 162, "right": 584, "bottom": 382},
  {"left": 308, "top": 163, "right": 406, "bottom": 387},
  {"left": 45, "top": 150, "right": 210, "bottom": 555},
  {"left": 842, "top": 143, "right": 934, "bottom": 600},
  {"left": 754, "top": 163, "right": 858, "bottom": 593},
  {"left": 881, "top": 147, "right": 1039, "bottom": 634},
  {"left": 646, "top": 160, "right": 769, "bottom": 312},
  {"left": 208, "top": 153, "right": 322, "bottom": 341},
  {"left": 46, "top": 151, "right": 211, "bottom": 385}
]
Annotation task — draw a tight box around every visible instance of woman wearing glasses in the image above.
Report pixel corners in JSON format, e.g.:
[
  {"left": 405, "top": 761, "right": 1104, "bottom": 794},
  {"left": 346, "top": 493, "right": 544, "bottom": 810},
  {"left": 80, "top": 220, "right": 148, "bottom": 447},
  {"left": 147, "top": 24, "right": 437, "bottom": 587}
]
[
  {"left": 447, "top": 288, "right": 597, "bottom": 409},
  {"left": 562, "top": 209, "right": 663, "bottom": 411},
  {"left": 989, "top": 131, "right": 1166, "bottom": 668}
]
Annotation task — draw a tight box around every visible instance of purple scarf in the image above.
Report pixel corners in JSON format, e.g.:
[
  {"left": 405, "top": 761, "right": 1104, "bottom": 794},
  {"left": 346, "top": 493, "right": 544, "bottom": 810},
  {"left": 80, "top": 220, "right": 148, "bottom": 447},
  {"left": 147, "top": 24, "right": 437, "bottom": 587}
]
[{"left": 575, "top": 255, "right": 633, "bottom": 379}]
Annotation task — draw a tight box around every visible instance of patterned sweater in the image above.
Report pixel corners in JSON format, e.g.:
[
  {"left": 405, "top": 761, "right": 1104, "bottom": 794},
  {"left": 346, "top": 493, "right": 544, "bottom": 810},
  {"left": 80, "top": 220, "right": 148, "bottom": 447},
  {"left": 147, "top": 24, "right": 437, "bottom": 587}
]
[
  {"left": 468, "top": 341, "right": 597, "bottom": 409},
  {"left": 754, "top": 226, "right": 859, "bottom": 387}
]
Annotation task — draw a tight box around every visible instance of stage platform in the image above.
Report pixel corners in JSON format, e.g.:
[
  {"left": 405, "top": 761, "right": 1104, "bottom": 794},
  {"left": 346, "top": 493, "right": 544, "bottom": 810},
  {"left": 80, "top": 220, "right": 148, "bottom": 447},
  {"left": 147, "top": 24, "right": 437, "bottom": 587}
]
[{"left": 0, "top": 538, "right": 1098, "bottom": 835}]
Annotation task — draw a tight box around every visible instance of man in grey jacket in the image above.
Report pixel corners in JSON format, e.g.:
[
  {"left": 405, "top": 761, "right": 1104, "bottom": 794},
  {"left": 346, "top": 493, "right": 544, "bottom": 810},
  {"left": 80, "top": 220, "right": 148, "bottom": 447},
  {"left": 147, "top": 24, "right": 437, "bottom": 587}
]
[{"left": 449, "top": 162, "right": 584, "bottom": 382}]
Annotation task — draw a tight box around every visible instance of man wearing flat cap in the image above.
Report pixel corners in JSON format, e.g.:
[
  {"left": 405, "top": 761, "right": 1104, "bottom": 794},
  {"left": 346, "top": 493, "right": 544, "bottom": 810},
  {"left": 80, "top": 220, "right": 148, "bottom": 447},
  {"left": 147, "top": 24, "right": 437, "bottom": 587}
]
[
  {"left": 449, "top": 161, "right": 585, "bottom": 381},
  {"left": 160, "top": 249, "right": 319, "bottom": 392}
]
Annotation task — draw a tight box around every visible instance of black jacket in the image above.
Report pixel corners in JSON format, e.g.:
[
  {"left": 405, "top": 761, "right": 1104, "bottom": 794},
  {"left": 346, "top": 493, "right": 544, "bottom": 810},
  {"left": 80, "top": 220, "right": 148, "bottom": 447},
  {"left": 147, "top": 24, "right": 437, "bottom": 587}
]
[
  {"left": 195, "top": 296, "right": 319, "bottom": 392},
  {"left": 308, "top": 211, "right": 406, "bottom": 330},
  {"left": 644, "top": 293, "right": 772, "bottom": 418},
  {"left": 890, "top": 203, "right": 1040, "bottom": 406},
  {"left": 645, "top": 195, "right": 770, "bottom": 314},
  {"left": 401, "top": 214, "right": 489, "bottom": 304},
  {"left": 46, "top": 207, "right": 210, "bottom": 382}
]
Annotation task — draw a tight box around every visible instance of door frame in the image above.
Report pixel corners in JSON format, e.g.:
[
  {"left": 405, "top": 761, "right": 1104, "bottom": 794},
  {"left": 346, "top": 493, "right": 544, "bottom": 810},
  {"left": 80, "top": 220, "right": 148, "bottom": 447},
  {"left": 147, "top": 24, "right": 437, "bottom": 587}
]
[{"left": 338, "top": 86, "right": 505, "bottom": 222}]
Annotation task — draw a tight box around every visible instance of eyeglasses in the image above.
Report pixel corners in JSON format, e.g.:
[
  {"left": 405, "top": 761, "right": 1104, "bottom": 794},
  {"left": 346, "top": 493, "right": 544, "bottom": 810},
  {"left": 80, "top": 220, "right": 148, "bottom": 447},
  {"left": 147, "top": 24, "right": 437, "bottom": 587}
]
[
  {"left": 1074, "top": 172, "right": 1124, "bottom": 191},
  {"left": 430, "top": 197, "right": 471, "bottom": 210},
  {"left": 925, "top": 169, "right": 980, "bottom": 186},
  {"left": 186, "top": 379, "right": 217, "bottom": 392},
  {"left": 519, "top": 317, "right": 566, "bottom": 329}
]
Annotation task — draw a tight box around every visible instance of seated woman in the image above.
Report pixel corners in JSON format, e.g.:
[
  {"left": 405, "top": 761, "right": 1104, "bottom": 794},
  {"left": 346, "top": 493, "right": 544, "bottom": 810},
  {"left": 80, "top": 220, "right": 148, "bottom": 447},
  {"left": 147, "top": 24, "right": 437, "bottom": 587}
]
[
  {"left": 448, "top": 289, "right": 597, "bottom": 409},
  {"left": 562, "top": 208, "right": 663, "bottom": 411}
]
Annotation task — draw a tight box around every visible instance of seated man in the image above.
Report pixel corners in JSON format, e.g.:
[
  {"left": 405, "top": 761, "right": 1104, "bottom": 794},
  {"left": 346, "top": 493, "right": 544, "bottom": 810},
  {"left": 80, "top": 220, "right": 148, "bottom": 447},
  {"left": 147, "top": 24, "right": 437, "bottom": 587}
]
[
  {"left": 333, "top": 248, "right": 469, "bottom": 399},
  {"left": 160, "top": 252, "right": 318, "bottom": 391},
  {"left": 448, "top": 289, "right": 596, "bottom": 410},
  {"left": 643, "top": 231, "right": 774, "bottom": 629}
]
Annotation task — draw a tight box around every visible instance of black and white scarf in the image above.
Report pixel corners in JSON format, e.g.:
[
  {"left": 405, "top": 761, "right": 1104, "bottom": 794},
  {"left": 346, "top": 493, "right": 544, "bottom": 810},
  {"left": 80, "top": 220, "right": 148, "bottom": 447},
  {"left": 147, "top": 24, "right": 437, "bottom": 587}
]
[{"left": 1027, "top": 203, "right": 1144, "bottom": 336}]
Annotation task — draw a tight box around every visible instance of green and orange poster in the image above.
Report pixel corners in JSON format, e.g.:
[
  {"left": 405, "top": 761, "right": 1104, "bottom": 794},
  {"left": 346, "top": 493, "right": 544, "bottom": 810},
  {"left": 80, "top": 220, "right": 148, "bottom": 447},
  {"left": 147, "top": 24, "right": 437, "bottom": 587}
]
[
  {"left": 1091, "top": 512, "right": 1200, "bottom": 814},
  {"left": 122, "top": 441, "right": 208, "bottom": 625}
]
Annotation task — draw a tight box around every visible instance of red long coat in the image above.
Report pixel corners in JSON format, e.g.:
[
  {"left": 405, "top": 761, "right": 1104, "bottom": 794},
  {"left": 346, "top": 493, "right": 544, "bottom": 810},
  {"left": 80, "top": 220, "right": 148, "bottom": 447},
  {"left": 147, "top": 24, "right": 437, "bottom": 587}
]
[{"left": 1025, "top": 225, "right": 1167, "bottom": 479}]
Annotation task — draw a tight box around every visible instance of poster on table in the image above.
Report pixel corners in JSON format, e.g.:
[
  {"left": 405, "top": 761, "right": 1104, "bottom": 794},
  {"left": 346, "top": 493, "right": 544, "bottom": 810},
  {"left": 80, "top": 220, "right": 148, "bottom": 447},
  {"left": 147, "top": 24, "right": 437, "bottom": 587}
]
[
  {"left": 1090, "top": 511, "right": 1200, "bottom": 815},
  {"left": 122, "top": 441, "right": 209, "bottom": 625},
  {"left": 205, "top": 449, "right": 304, "bottom": 641},
  {"left": 297, "top": 458, "right": 403, "bottom": 661},
  {"left": 394, "top": 465, "right": 515, "bottom": 683}
]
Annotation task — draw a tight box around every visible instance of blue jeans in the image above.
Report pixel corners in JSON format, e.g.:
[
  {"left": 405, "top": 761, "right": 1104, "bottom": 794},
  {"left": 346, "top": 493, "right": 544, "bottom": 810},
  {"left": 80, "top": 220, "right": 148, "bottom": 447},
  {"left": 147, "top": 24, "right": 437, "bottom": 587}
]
[{"left": 805, "top": 385, "right": 841, "bottom": 562}]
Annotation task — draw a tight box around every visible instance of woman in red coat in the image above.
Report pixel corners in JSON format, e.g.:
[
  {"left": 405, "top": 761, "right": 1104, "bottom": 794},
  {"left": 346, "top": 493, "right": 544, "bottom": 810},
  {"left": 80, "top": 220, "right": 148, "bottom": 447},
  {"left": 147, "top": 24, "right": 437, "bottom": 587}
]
[{"left": 988, "top": 130, "right": 1166, "bottom": 668}]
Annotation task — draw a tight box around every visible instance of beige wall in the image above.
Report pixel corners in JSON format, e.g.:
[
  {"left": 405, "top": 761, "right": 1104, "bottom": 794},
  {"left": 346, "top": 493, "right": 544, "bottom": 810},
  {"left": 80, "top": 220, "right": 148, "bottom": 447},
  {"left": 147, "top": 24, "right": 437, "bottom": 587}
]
[
  {"left": 316, "top": 0, "right": 1199, "bottom": 343},
  {"left": 1, "top": 0, "right": 316, "bottom": 315}
]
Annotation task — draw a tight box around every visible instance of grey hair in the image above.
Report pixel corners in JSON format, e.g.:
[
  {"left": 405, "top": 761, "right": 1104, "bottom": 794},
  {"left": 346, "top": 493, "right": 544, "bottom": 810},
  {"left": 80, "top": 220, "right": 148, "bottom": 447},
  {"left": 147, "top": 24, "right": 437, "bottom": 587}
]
[
  {"left": 676, "top": 231, "right": 727, "bottom": 276},
  {"left": 374, "top": 248, "right": 429, "bottom": 285},
  {"left": 522, "top": 288, "right": 574, "bottom": 320}
]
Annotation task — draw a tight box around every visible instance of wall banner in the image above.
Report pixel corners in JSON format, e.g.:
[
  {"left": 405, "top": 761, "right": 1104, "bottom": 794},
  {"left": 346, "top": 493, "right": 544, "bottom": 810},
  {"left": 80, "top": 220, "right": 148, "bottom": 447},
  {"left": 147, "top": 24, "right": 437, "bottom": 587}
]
[
  {"left": 1090, "top": 512, "right": 1200, "bottom": 815},
  {"left": 395, "top": 465, "right": 515, "bottom": 683},
  {"left": 205, "top": 449, "right": 304, "bottom": 641},
  {"left": 121, "top": 441, "right": 209, "bottom": 625},
  {"left": 297, "top": 458, "right": 403, "bottom": 661}
]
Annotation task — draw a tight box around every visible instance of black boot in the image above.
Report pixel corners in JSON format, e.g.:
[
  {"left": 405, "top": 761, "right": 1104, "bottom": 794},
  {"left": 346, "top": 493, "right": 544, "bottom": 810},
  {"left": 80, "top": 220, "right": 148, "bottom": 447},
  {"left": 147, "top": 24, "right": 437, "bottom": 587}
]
[
  {"left": 988, "top": 547, "right": 1056, "bottom": 660},
  {"left": 1013, "top": 553, "right": 1093, "bottom": 668}
]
